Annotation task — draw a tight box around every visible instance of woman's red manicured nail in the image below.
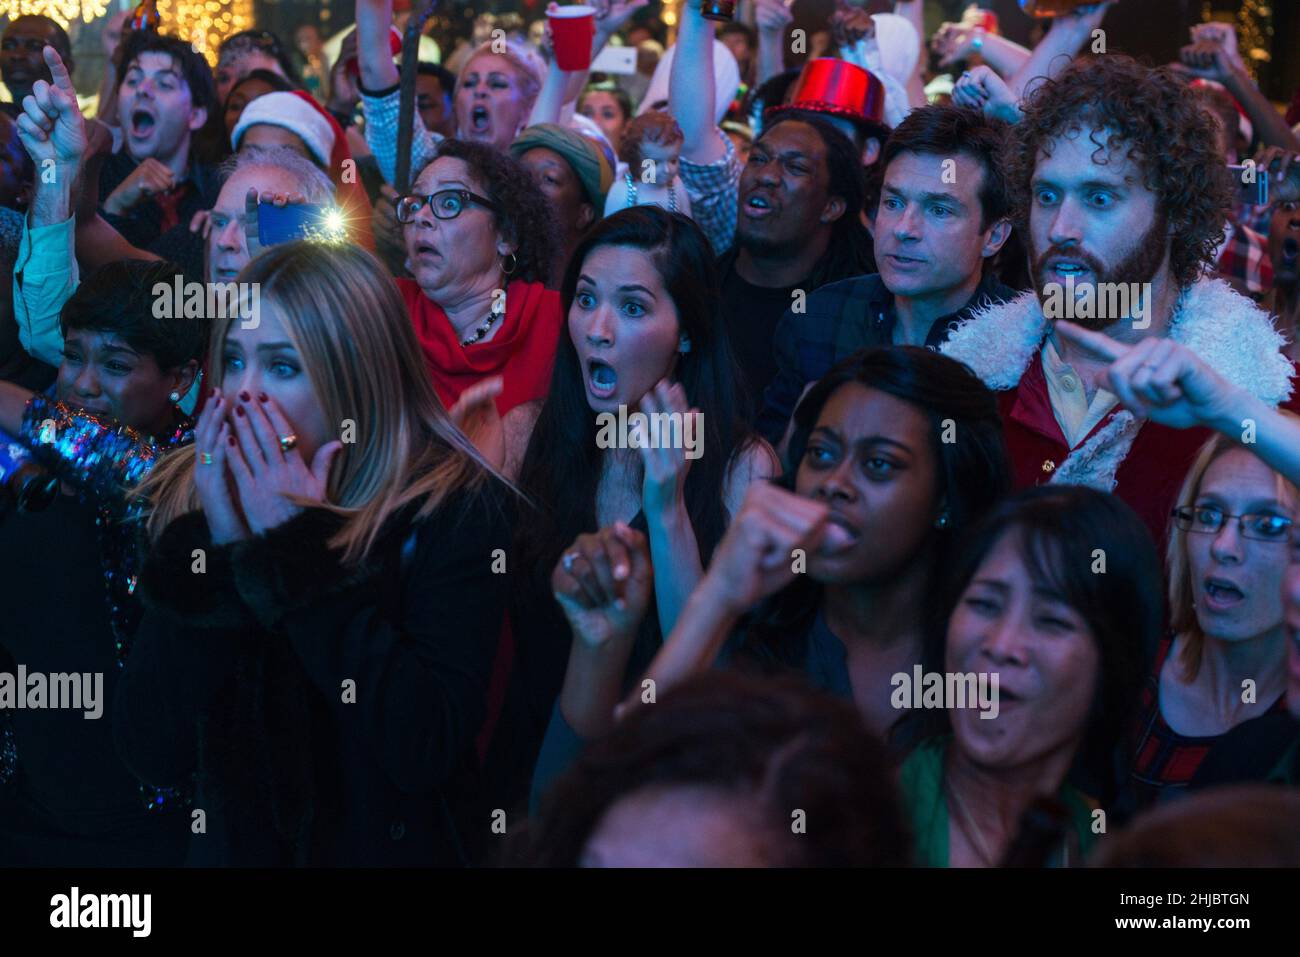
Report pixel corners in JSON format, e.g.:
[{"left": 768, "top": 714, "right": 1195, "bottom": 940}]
[
  {"left": 257, "top": 392, "right": 268, "bottom": 402},
  {"left": 228, "top": 435, "right": 236, "bottom": 446},
  {"left": 235, "top": 405, "right": 245, "bottom": 417},
  {"left": 239, "top": 391, "right": 250, "bottom": 401}
]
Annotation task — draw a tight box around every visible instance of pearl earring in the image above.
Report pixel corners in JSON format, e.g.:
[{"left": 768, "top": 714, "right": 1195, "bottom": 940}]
[{"left": 169, "top": 391, "right": 181, "bottom": 403}]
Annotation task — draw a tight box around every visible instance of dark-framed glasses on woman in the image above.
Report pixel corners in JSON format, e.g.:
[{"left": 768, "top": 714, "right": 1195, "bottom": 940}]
[
  {"left": 1171, "top": 505, "right": 1295, "bottom": 543},
  {"left": 396, "top": 189, "right": 498, "bottom": 224}
]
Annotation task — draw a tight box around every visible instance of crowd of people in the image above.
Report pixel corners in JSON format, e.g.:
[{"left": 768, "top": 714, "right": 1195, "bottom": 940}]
[{"left": 0, "top": 0, "right": 1298, "bottom": 868}]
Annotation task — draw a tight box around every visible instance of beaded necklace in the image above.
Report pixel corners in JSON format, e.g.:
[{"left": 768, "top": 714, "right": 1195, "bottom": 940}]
[
  {"left": 460, "top": 288, "right": 508, "bottom": 347},
  {"left": 624, "top": 171, "right": 678, "bottom": 213},
  {"left": 460, "top": 311, "right": 500, "bottom": 346}
]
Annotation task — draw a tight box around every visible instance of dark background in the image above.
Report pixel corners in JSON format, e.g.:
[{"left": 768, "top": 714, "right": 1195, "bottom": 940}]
[
  {"left": 250, "top": 0, "right": 1298, "bottom": 102},
  {"left": 22, "top": 0, "right": 1300, "bottom": 107}
]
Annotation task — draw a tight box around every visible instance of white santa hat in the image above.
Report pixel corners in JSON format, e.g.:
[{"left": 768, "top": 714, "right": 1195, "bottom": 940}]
[
  {"left": 231, "top": 91, "right": 336, "bottom": 168},
  {"left": 637, "top": 38, "right": 740, "bottom": 124}
]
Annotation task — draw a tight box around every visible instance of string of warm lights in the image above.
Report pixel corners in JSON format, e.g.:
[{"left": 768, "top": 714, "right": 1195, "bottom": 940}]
[
  {"left": 8, "top": 1, "right": 111, "bottom": 27},
  {"left": 5, "top": 1, "right": 254, "bottom": 66},
  {"left": 156, "top": 0, "right": 255, "bottom": 65},
  {"left": 1235, "top": 0, "right": 1273, "bottom": 76}
]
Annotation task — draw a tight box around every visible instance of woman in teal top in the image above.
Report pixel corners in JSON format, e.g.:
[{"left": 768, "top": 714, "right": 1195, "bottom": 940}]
[{"left": 897, "top": 486, "right": 1162, "bottom": 868}]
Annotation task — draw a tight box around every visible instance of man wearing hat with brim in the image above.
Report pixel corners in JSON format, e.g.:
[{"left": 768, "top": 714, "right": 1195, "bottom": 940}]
[{"left": 510, "top": 123, "right": 614, "bottom": 284}]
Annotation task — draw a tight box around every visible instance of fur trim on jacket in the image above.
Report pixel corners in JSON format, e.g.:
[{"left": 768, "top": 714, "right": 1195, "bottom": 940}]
[{"left": 940, "top": 277, "right": 1294, "bottom": 491}]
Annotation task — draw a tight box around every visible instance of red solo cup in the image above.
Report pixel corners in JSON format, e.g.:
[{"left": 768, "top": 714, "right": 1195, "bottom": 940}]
[{"left": 549, "top": 5, "right": 596, "bottom": 71}]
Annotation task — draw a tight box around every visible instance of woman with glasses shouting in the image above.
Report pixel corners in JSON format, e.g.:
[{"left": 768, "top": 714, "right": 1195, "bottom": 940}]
[
  {"left": 1050, "top": 321, "right": 1300, "bottom": 805},
  {"left": 1126, "top": 432, "right": 1298, "bottom": 806},
  {"left": 394, "top": 140, "right": 561, "bottom": 476}
]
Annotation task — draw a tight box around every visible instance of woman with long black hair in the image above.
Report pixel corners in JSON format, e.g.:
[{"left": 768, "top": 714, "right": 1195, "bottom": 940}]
[{"left": 494, "top": 207, "right": 776, "bottom": 811}]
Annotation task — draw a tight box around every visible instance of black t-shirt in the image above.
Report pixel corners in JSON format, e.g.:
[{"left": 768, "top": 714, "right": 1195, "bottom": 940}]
[{"left": 718, "top": 266, "right": 805, "bottom": 417}]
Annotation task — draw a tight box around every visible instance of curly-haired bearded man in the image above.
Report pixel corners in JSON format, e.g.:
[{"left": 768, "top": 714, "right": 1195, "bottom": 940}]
[{"left": 942, "top": 55, "right": 1299, "bottom": 545}]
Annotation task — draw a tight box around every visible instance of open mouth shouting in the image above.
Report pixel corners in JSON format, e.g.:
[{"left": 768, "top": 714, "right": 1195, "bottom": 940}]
[
  {"left": 128, "top": 104, "right": 158, "bottom": 143},
  {"left": 467, "top": 104, "right": 492, "bottom": 138},
  {"left": 741, "top": 190, "right": 778, "bottom": 220},
  {"left": 412, "top": 239, "right": 441, "bottom": 263},
  {"left": 586, "top": 357, "right": 618, "bottom": 401},
  {"left": 1029, "top": 248, "right": 1102, "bottom": 286},
  {"left": 1202, "top": 575, "right": 1247, "bottom": 613}
]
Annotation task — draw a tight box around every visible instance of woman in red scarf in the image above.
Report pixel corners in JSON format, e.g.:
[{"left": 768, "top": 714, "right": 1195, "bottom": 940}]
[{"left": 394, "top": 140, "right": 562, "bottom": 460}]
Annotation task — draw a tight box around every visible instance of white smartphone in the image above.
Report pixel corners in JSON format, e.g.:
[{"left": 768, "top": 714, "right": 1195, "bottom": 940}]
[{"left": 591, "top": 46, "right": 637, "bottom": 75}]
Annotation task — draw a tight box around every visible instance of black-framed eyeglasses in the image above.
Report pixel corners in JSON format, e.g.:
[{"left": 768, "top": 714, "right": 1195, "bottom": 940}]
[
  {"left": 396, "top": 189, "right": 498, "bottom": 224},
  {"left": 1171, "top": 505, "right": 1295, "bottom": 544}
]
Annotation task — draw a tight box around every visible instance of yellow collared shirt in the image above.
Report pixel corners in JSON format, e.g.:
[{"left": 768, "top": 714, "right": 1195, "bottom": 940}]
[{"left": 1041, "top": 336, "right": 1118, "bottom": 448}]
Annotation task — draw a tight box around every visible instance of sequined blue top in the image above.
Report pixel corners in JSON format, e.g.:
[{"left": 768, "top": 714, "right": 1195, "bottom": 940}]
[{"left": 18, "top": 393, "right": 192, "bottom": 516}]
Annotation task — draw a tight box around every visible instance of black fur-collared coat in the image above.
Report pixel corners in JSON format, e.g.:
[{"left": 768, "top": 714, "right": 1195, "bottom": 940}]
[{"left": 112, "top": 483, "right": 515, "bottom": 866}]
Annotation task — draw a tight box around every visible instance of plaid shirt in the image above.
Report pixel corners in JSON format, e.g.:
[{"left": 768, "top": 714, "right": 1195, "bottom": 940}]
[
  {"left": 1216, "top": 217, "right": 1274, "bottom": 296},
  {"left": 756, "top": 273, "right": 1017, "bottom": 443},
  {"left": 1130, "top": 635, "right": 1289, "bottom": 808},
  {"left": 360, "top": 81, "right": 443, "bottom": 186},
  {"left": 1239, "top": 201, "right": 1273, "bottom": 237},
  {"left": 679, "top": 127, "right": 741, "bottom": 256}
]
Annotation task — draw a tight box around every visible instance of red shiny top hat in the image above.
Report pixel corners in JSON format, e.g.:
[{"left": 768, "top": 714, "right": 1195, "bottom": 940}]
[{"left": 765, "top": 58, "right": 886, "bottom": 130}]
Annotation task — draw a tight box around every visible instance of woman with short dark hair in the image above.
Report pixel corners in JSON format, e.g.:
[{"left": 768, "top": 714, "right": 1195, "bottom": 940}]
[
  {"left": 394, "top": 140, "right": 562, "bottom": 452},
  {"left": 0, "top": 258, "right": 206, "bottom": 866},
  {"left": 635, "top": 347, "right": 1012, "bottom": 739}
]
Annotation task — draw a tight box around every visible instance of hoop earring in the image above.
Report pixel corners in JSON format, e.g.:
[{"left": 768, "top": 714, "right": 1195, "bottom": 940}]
[{"left": 501, "top": 252, "right": 518, "bottom": 276}]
